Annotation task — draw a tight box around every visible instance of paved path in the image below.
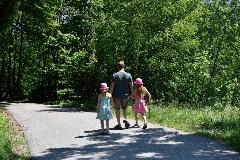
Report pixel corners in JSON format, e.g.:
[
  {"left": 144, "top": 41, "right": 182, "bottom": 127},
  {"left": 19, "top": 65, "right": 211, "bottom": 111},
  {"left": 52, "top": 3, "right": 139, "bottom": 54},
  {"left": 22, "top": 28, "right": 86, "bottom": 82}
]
[{"left": 3, "top": 102, "right": 240, "bottom": 160}]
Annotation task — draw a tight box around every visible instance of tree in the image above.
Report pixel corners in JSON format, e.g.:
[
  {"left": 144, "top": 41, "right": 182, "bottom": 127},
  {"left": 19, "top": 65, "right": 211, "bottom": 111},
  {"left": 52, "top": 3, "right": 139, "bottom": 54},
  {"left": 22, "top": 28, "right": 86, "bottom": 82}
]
[{"left": 0, "top": 0, "right": 20, "bottom": 31}]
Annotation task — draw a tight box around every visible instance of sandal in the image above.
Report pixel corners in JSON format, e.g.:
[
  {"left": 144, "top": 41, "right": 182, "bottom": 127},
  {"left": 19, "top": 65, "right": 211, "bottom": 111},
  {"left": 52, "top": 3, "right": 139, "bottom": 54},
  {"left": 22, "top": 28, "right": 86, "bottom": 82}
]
[
  {"left": 142, "top": 123, "right": 148, "bottom": 129},
  {"left": 114, "top": 125, "right": 123, "bottom": 130},
  {"left": 100, "top": 131, "right": 106, "bottom": 135},
  {"left": 123, "top": 120, "right": 130, "bottom": 129},
  {"left": 132, "top": 124, "right": 140, "bottom": 128}
]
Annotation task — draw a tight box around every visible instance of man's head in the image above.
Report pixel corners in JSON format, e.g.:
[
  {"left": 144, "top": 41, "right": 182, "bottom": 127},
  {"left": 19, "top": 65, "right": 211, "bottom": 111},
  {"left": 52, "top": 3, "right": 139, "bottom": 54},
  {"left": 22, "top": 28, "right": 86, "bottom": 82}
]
[{"left": 117, "top": 61, "right": 125, "bottom": 70}]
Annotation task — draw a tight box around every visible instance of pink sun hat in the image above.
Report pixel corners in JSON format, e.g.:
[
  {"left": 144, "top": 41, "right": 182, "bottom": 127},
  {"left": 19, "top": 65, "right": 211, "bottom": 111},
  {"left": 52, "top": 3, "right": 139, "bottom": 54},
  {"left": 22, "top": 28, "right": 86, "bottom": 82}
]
[
  {"left": 134, "top": 78, "right": 143, "bottom": 85},
  {"left": 100, "top": 83, "right": 109, "bottom": 90}
]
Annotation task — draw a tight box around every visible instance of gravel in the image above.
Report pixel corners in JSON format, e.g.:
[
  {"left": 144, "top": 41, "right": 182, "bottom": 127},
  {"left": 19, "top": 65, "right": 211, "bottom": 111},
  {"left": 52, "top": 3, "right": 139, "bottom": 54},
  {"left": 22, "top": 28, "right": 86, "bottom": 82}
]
[{"left": 4, "top": 102, "right": 240, "bottom": 160}]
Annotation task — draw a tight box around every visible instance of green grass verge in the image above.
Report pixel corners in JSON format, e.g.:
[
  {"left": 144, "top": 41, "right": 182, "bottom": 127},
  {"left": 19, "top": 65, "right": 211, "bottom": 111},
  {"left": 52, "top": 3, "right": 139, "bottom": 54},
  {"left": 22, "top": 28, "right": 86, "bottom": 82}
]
[
  {"left": 128, "top": 103, "right": 240, "bottom": 151},
  {"left": 0, "top": 108, "right": 30, "bottom": 160}
]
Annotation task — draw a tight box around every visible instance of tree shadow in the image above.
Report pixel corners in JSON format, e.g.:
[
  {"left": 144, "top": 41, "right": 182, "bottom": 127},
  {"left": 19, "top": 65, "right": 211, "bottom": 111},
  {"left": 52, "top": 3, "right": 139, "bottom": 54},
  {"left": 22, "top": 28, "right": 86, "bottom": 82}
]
[
  {"left": 1, "top": 102, "right": 94, "bottom": 113},
  {"left": 75, "top": 127, "right": 129, "bottom": 138},
  {"left": 32, "top": 128, "right": 240, "bottom": 160},
  {"left": 37, "top": 104, "right": 96, "bottom": 113},
  {"left": 0, "top": 101, "right": 11, "bottom": 106},
  {"left": 1, "top": 102, "right": 81, "bottom": 112},
  {"left": 38, "top": 108, "right": 83, "bottom": 113}
]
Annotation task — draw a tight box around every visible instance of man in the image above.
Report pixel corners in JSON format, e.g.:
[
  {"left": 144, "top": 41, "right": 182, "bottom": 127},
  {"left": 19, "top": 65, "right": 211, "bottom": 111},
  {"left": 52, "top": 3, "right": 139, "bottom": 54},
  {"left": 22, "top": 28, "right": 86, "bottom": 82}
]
[{"left": 110, "top": 61, "right": 133, "bottom": 129}]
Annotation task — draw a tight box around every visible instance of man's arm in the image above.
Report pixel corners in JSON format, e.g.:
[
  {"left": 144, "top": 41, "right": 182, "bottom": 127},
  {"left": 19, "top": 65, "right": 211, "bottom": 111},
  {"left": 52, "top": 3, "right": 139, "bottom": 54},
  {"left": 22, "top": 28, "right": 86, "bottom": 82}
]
[
  {"left": 110, "top": 94, "right": 114, "bottom": 107},
  {"left": 110, "top": 82, "right": 115, "bottom": 95},
  {"left": 129, "top": 81, "right": 133, "bottom": 91}
]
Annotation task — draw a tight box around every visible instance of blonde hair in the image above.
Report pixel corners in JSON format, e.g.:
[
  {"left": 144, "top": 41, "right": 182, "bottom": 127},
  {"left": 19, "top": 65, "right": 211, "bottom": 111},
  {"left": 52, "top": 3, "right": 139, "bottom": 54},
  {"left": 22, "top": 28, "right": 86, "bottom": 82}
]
[{"left": 134, "top": 84, "right": 144, "bottom": 96}]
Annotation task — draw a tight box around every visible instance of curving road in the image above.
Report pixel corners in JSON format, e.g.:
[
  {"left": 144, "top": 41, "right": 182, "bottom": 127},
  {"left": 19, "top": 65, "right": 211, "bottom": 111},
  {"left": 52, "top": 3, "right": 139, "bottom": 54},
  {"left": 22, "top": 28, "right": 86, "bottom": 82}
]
[{"left": 3, "top": 102, "right": 240, "bottom": 160}]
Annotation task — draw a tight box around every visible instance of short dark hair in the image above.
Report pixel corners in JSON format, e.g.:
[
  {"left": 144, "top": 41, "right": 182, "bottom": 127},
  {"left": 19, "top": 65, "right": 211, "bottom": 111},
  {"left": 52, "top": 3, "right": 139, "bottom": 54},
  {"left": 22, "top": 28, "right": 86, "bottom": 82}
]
[{"left": 117, "top": 61, "right": 125, "bottom": 69}]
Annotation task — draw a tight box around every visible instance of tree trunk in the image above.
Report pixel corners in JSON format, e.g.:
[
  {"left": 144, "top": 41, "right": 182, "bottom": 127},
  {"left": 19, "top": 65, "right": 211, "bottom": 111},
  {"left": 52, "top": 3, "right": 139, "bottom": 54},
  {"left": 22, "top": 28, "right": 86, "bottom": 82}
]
[{"left": 16, "top": 17, "right": 24, "bottom": 100}]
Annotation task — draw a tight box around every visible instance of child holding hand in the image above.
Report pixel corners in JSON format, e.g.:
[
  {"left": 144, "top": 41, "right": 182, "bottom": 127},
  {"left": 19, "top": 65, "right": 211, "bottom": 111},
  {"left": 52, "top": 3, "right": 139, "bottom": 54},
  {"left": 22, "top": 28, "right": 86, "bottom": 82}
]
[{"left": 131, "top": 78, "right": 152, "bottom": 129}]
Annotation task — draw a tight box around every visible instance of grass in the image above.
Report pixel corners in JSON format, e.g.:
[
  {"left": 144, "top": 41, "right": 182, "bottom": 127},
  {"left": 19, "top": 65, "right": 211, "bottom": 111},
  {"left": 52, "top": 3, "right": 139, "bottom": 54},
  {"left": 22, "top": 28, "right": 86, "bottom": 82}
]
[
  {"left": 128, "top": 103, "right": 240, "bottom": 151},
  {"left": 0, "top": 107, "right": 30, "bottom": 160}
]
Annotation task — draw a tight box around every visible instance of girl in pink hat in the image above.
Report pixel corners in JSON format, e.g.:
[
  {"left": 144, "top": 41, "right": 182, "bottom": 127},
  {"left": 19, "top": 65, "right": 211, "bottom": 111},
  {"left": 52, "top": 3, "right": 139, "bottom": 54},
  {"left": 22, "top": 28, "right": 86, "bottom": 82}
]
[
  {"left": 131, "top": 78, "right": 152, "bottom": 129},
  {"left": 96, "top": 83, "right": 114, "bottom": 135}
]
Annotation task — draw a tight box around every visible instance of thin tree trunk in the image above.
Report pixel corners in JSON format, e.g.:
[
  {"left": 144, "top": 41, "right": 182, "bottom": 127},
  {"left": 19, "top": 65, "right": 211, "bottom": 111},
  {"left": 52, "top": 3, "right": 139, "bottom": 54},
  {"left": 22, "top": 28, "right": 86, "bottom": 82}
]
[
  {"left": 7, "top": 40, "right": 12, "bottom": 100},
  {"left": 0, "top": 48, "right": 6, "bottom": 100},
  {"left": 16, "top": 16, "right": 24, "bottom": 100},
  {"left": 12, "top": 36, "right": 17, "bottom": 99}
]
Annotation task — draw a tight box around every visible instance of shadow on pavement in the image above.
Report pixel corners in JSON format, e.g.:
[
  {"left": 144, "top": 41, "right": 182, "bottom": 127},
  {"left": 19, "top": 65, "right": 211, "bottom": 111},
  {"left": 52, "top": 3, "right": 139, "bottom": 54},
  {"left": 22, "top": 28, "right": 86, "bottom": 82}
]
[
  {"left": 1, "top": 102, "right": 85, "bottom": 113},
  {"left": 38, "top": 105, "right": 95, "bottom": 113},
  {"left": 32, "top": 128, "right": 240, "bottom": 160},
  {"left": 0, "top": 101, "right": 11, "bottom": 106},
  {"left": 38, "top": 108, "right": 83, "bottom": 113}
]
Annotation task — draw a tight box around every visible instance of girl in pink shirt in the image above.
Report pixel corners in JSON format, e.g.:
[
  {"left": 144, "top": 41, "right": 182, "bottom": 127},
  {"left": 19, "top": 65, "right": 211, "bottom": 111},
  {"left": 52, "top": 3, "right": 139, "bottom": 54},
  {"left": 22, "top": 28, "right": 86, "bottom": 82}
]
[{"left": 131, "top": 78, "right": 152, "bottom": 129}]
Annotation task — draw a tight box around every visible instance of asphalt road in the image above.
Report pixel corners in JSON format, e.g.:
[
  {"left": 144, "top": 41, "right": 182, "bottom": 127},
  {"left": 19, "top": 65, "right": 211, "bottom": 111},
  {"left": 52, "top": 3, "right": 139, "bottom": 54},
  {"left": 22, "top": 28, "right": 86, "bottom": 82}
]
[{"left": 3, "top": 102, "right": 240, "bottom": 160}]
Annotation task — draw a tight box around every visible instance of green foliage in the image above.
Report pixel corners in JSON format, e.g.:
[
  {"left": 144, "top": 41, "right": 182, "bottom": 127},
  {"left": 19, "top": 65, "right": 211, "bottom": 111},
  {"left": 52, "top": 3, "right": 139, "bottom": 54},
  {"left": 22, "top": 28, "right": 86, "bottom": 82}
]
[
  {"left": 57, "top": 88, "right": 75, "bottom": 100},
  {"left": 0, "top": 0, "right": 21, "bottom": 32},
  {"left": 0, "top": 112, "right": 12, "bottom": 159},
  {"left": 1, "top": 0, "right": 240, "bottom": 152},
  {"left": 0, "top": 109, "right": 30, "bottom": 160},
  {"left": 1, "top": 0, "right": 240, "bottom": 107}
]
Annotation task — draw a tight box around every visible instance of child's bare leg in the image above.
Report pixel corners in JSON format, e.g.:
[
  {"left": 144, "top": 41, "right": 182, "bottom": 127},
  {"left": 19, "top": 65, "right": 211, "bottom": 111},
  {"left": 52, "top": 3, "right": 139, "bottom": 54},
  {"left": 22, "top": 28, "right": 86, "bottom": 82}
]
[
  {"left": 123, "top": 108, "right": 128, "bottom": 120},
  {"left": 134, "top": 112, "right": 139, "bottom": 125},
  {"left": 106, "top": 119, "right": 110, "bottom": 133},
  {"left": 105, "top": 119, "right": 110, "bottom": 134},
  {"left": 141, "top": 113, "right": 147, "bottom": 124},
  {"left": 115, "top": 109, "right": 121, "bottom": 126},
  {"left": 141, "top": 113, "right": 148, "bottom": 129},
  {"left": 100, "top": 120, "right": 104, "bottom": 132}
]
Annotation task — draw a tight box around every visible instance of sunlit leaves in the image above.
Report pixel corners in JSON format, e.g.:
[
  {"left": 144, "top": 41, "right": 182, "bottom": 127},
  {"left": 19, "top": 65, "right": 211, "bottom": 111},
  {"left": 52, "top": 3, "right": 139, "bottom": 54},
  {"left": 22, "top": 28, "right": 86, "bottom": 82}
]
[{"left": 1, "top": 0, "right": 240, "bottom": 105}]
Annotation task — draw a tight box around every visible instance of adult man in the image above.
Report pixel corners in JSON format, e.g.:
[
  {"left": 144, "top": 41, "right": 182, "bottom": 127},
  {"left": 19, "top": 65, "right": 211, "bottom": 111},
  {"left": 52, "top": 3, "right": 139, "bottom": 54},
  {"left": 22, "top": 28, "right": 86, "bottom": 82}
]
[{"left": 110, "top": 61, "right": 133, "bottom": 129}]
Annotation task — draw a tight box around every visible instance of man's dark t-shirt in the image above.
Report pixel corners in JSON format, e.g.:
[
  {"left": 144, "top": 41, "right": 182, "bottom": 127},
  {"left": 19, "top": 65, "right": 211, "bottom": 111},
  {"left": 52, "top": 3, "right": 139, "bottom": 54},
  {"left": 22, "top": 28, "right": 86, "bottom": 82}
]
[{"left": 112, "top": 71, "right": 133, "bottom": 99}]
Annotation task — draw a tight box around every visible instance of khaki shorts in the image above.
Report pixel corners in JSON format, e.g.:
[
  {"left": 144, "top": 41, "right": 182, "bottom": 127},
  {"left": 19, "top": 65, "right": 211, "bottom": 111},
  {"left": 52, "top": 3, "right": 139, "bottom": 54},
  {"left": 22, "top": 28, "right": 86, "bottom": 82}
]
[{"left": 113, "top": 98, "right": 129, "bottom": 110}]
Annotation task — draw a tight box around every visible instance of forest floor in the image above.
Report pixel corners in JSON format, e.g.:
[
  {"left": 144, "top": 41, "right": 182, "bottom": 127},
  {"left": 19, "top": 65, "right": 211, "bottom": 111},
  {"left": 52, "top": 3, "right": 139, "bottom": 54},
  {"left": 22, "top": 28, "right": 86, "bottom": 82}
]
[{"left": 3, "top": 102, "right": 240, "bottom": 160}]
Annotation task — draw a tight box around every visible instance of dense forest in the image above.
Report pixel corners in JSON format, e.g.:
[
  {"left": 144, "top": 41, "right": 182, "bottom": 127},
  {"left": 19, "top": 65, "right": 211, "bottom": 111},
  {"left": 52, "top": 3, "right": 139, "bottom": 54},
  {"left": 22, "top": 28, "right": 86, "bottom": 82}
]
[{"left": 0, "top": 0, "right": 240, "bottom": 106}]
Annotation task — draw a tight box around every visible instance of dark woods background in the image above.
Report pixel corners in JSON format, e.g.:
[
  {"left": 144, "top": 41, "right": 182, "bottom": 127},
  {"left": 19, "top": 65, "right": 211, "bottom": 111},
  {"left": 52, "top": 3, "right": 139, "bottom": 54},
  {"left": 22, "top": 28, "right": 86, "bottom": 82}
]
[{"left": 1, "top": 0, "right": 240, "bottom": 106}]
